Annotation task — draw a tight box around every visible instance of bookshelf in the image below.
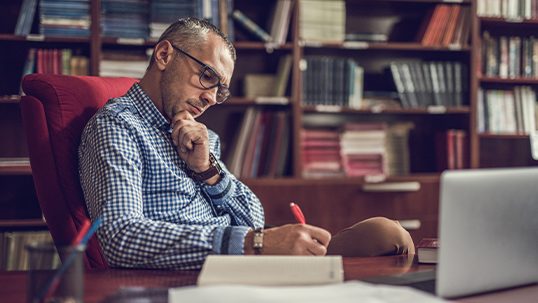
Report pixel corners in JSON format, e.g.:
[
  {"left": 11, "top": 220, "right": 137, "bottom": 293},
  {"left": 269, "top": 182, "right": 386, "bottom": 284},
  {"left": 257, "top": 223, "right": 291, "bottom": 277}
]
[
  {"left": 2, "top": 0, "right": 536, "bottom": 248},
  {"left": 475, "top": 0, "right": 538, "bottom": 168}
]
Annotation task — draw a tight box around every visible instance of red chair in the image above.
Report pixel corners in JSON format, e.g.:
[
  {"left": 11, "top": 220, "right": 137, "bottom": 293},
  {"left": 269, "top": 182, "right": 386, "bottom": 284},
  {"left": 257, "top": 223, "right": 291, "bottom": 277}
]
[{"left": 20, "top": 74, "right": 138, "bottom": 268}]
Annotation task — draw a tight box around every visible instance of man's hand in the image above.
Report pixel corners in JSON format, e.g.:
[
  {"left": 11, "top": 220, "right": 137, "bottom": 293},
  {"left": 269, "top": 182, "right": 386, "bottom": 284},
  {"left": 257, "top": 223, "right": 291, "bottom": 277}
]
[
  {"left": 170, "top": 111, "right": 210, "bottom": 172},
  {"left": 244, "top": 224, "right": 332, "bottom": 256}
]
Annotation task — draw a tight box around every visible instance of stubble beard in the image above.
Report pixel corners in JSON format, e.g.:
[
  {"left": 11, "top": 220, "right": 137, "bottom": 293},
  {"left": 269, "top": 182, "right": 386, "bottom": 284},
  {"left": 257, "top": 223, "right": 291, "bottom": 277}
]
[{"left": 160, "top": 66, "right": 206, "bottom": 120}]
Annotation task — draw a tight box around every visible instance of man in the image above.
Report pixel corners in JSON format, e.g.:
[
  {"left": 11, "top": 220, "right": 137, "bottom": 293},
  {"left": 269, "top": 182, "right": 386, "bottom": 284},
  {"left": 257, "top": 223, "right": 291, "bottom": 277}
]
[{"left": 79, "top": 18, "right": 413, "bottom": 270}]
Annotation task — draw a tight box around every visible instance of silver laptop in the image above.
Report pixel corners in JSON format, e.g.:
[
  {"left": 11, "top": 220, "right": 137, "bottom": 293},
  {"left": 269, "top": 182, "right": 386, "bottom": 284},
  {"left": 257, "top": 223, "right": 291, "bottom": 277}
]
[{"left": 436, "top": 167, "right": 538, "bottom": 298}]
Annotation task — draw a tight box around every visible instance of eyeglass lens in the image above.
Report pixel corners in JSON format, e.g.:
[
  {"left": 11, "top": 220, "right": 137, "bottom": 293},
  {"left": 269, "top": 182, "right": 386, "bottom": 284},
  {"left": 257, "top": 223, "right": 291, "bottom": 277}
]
[{"left": 200, "top": 67, "right": 230, "bottom": 103}]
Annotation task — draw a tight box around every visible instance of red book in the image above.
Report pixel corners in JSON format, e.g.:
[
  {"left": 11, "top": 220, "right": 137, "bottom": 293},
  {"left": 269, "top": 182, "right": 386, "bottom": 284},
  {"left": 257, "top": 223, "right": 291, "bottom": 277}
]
[
  {"left": 442, "top": 4, "right": 461, "bottom": 47},
  {"left": 417, "top": 238, "right": 439, "bottom": 264},
  {"left": 431, "top": 5, "right": 451, "bottom": 46},
  {"left": 436, "top": 130, "right": 456, "bottom": 171},
  {"left": 421, "top": 4, "right": 443, "bottom": 46}
]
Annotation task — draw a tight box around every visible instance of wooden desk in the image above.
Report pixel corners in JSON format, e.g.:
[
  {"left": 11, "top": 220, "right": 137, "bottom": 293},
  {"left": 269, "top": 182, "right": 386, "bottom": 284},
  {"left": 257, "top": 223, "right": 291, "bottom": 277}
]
[{"left": 1, "top": 255, "right": 536, "bottom": 303}]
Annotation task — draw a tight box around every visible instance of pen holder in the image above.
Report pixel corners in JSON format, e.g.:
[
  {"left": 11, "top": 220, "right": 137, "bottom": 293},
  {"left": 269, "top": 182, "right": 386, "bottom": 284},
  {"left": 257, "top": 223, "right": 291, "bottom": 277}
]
[{"left": 26, "top": 242, "right": 84, "bottom": 303}]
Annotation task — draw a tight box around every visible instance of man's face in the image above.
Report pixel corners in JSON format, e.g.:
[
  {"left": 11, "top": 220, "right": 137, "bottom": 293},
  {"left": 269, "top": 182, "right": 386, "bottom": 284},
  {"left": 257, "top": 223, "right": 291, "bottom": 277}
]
[{"left": 160, "top": 36, "right": 234, "bottom": 121}]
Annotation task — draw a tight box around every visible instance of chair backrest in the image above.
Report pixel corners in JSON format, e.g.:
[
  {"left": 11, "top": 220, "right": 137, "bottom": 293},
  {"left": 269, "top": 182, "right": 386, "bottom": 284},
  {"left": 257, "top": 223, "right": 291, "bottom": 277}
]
[{"left": 20, "top": 73, "right": 138, "bottom": 268}]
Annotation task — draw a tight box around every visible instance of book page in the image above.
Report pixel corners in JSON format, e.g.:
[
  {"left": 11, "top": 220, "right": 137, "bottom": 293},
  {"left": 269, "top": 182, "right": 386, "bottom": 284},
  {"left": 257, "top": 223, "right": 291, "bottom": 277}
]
[
  {"left": 197, "top": 255, "right": 344, "bottom": 286},
  {"left": 170, "top": 281, "right": 450, "bottom": 303}
]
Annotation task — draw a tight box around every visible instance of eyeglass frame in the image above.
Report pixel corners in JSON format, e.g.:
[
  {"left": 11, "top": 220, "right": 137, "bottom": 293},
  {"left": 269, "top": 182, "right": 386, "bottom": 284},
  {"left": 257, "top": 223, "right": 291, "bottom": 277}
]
[{"left": 170, "top": 44, "right": 231, "bottom": 104}]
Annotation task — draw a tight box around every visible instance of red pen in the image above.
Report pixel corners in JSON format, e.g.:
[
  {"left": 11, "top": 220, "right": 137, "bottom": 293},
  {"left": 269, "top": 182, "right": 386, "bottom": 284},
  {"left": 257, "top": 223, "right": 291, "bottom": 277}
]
[{"left": 290, "top": 202, "right": 305, "bottom": 224}]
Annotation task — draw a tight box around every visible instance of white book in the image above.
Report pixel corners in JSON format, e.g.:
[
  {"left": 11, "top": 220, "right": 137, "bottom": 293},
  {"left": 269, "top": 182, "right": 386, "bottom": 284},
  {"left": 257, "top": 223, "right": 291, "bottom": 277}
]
[{"left": 197, "top": 255, "right": 343, "bottom": 286}]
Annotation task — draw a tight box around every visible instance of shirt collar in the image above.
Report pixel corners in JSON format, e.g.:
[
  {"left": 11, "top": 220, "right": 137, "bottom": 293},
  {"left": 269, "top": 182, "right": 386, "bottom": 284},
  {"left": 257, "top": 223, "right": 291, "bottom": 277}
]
[{"left": 126, "top": 82, "right": 171, "bottom": 132}]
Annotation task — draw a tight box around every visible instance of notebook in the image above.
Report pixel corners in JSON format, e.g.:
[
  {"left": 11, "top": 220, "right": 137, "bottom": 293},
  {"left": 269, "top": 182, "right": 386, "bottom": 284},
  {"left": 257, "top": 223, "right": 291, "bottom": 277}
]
[
  {"left": 197, "top": 255, "right": 344, "bottom": 286},
  {"left": 436, "top": 167, "right": 538, "bottom": 298}
]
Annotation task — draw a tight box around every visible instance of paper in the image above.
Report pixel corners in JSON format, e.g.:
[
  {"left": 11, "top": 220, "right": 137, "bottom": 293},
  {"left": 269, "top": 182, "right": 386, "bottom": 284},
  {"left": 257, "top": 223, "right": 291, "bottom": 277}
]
[
  {"left": 169, "top": 281, "right": 450, "bottom": 303},
  {"left": 197, "top": 255, "right": 343, "bottom": 286}
]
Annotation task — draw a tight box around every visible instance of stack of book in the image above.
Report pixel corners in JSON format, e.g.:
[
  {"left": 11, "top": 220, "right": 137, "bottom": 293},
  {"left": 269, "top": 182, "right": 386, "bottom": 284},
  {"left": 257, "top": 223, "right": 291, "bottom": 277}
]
[
  {"left": 385, "top": 122, "right": 414, "bottom": 175},
  {"left": 226, "top": 108, "right": 290, "bottom": 179},
  {"left": 418, "top": 3, "right": 470, "bottom": 47},
  {"left": 302, "top": 56, "right": 363, "bottom": 108},
  {"left": 149, "top": 0, "right": 200, "bottom": 38},
  {"left": 101, "top": 0, "right": 149, "bottom": 38},
  {"left": 301, "top": 129, "right": 344, "bottom": 179},
  {"left": 39, "top": 0, "right": 91, "bottom": 37},
  {"left": 299, "top": 0, "right": 346, "bottom": 43},
  {"left": 340, "top": 123, "right": 387, "bottom": 177},
  {"left": 477, "top": 86, "right": 537, "bottom": 135},
  {"left": 389, "top": 60, "right": 468, "bottom": 108},
  {"left": 99, "top": 49, "right": 151, "bottom": 79},
  {"left": 242, "top": 54, "right": 293, "bottom": 100},
  {"left": 0, "top": 230, "right": 60, "bottom": 271}
]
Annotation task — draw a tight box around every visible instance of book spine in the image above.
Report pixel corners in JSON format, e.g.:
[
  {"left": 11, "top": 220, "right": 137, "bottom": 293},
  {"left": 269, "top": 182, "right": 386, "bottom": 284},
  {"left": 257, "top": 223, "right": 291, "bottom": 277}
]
[{"left": 232, "top": 10, "right": 272, "bottom": 42}]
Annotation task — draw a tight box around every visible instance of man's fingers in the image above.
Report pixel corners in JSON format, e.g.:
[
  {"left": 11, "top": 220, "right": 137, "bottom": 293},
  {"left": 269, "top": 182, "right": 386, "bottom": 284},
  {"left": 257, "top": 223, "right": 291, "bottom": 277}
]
[
  {"left": 171, "top": 111, "right": 195, "bottom": 127},
  {"left": 306, "top": 225, "right": 332, "bottom": 247}
]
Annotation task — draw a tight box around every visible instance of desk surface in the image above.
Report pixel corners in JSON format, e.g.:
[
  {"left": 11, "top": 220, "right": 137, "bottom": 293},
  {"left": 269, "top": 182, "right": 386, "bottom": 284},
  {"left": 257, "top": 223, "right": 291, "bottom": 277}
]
[{"left": 1, "top": 255, "right": 536, "bottom": 303}]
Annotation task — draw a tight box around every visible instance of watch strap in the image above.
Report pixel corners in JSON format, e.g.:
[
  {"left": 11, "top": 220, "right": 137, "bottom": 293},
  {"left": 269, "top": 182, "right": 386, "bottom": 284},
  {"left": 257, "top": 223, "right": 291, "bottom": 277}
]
[{"left": 187, "top": 153, "right": 222, "bottom": 182}]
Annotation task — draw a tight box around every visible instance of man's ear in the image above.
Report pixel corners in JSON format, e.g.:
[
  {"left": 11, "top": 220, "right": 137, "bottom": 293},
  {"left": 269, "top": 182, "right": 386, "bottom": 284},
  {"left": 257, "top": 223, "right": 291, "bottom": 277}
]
[{"left": 153, "top": 40, "right": 174, "bottom": 71}]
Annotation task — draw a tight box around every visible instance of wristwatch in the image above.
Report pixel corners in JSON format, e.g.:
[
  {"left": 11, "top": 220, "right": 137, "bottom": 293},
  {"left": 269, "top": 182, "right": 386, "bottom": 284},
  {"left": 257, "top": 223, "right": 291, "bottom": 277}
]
[{"left": 187, "top": 153, "right": 223, "bottom": 182}]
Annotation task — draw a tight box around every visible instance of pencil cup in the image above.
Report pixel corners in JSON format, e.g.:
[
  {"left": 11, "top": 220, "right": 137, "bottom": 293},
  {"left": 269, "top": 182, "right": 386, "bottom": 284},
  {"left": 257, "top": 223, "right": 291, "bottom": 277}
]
[{"left": 26, "top": 242, "right": 84, "bottom": 303}]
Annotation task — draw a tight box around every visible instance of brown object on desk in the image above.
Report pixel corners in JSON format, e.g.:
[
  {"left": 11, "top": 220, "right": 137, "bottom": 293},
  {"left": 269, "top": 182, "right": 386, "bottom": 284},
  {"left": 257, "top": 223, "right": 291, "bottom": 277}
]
[
  {"left": 1, "top": 255, "right": 537, "bottom": 303},
  {"left": 417, "top": 238, "right": 439, "bottom": 264}
]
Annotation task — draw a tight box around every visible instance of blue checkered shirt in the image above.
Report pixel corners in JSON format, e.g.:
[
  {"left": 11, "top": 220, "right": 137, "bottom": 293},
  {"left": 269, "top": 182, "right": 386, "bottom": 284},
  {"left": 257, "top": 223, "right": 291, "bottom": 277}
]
[{"left": 78, "top": 83, "right": 265, "bottom": 269}]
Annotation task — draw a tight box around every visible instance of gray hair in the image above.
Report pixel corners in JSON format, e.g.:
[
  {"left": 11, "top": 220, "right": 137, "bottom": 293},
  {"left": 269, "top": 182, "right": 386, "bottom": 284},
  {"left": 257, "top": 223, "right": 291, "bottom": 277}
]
[{"left": 148, "top": 17, "right": 236, "bottom": 69}]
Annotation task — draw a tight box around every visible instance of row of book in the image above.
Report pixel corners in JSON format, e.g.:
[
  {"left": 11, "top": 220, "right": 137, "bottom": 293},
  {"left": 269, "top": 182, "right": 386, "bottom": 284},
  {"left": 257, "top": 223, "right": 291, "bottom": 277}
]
[
  {"left": 418, "top": 3, "right": 471, "bottom": 47},
  {"left": 225, "top": 108, "right": 291, "bottom": 179},
  {"left": 301, "top": 56, "right": 364, "bottom": 108},
  {"left": 104, "top": 0, "right": 234, "bottom": 40},
  {"left": 481, "top": 32, "right": 538, "bottom": 79},
  {"left": 477, "top": 86, "right": 537, "bottom": 135},
  {"left": 389, "top": 60, "right": 468, "bottom": 108},
  {"left": 436, "top": 129, "right": 468, "bottom": 171},
  {"left": 14, "top": 0, "right": 234, "bottom": 40},
  {"left": 101, "top": 0, "right": 149, "bottom": 39},
  {"left": 301, "top": 122, "right": 414, "bottom": 179},
  {"left": 477, "top": 0, "right": 538, "bottom": 20},
  {"left": 0, "top": 230, "right": 60, "bottom": 271},
  {"left": 21, "top": 48, "right": 89, "bottom": 77}
]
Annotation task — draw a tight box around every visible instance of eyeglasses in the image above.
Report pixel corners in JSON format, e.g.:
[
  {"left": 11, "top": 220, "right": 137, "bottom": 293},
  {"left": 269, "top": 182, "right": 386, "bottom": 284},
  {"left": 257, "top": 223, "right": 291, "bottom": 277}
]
[{"left": 171, "top": 44, "right": 231, "bottom": 104}]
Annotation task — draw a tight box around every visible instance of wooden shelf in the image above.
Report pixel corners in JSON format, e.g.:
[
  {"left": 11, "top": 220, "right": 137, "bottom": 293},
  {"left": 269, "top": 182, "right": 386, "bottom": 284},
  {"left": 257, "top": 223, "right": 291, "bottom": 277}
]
[
  {"left": 0, "top": 159, "right": 32, "bottom": 175},
  {"left": 0, "top": 34, "right": 90, "bottom": 43},
  {"left": 242, "top": 173, "right": 441, "bottom": 187},
  {"left": 479, "top": 133, "right": 530, "bottom": 139},
  {"left": 302, "top": 105, "right": 471, "bottom": 114},
  {"left": 479, "top": 76, "right": 538, "bottom": 84},
  {"left": 0, "top": 219, "right": 47, "bottom": 228},
  {"left": 301, "top": 41, "right": 472, "bottom": 52},
  {"left": 0, "top": 96, "right": 20, "bottom": 104},
  {"left": 480, "top": 16, "right": 538, "bottom": 25}
]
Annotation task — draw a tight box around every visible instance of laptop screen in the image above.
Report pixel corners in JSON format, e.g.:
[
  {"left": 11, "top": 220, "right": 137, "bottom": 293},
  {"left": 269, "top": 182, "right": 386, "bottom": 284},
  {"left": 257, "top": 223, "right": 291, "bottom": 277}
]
[{"left": 436, "top": 167, "right": 538, "bottom": 298}]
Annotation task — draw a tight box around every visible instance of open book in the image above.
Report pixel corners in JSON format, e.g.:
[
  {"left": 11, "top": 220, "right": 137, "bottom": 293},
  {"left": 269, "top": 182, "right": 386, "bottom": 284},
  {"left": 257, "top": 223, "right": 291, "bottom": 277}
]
[{"left": 197, "top": 255, "right": 344, "bottom": 286}]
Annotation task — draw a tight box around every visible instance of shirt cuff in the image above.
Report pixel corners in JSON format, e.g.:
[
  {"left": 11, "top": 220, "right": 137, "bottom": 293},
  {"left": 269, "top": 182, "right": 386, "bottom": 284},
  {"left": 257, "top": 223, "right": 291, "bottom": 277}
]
[
  {"left": 212, "top": 226, "right": 251, "bottom": 255},
  {"left": 202, "top": 171, "right": 235, "bottom": 203}
]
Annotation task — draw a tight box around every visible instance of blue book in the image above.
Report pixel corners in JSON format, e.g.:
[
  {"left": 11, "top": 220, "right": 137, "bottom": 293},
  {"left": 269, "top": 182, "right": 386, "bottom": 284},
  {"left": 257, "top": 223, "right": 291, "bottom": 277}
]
[{"left": 14, "top": 0, "right": 38, "bottom": 36}]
